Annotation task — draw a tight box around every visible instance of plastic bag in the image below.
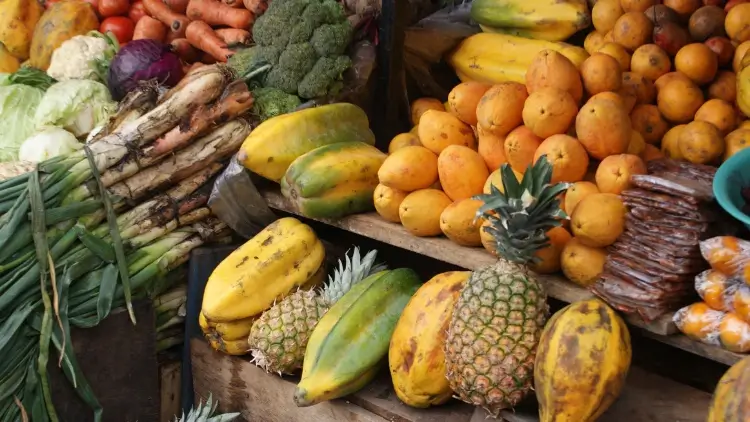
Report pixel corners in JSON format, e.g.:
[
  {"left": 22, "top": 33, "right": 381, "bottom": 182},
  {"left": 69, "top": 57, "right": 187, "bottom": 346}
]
[
  {"left": 719, "top": 313, "right": 750, "bottom": 353},
  {"left": 732, "top": 285, "right": 750, "bottom": 324},
  {"left": 694, "top": 269, "right": 741, "bottom": 312},
  {"left": 207, "top": 157, "right": 277, "bottom": 238},
  {"left": 673, "top": 302, "right": 724, "bottom": 346},
  {"left": 700, "top": 236, "right": 750, "bottom": 285}
]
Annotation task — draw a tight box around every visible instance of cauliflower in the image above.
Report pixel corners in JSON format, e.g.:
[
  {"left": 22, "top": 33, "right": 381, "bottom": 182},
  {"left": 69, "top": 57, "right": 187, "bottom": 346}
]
[
  {"left": 249, "top": 0, "right": 353, "bottom": 100},
  {"left": 47, "top": 31, "right": 118, "bottom": 82}
]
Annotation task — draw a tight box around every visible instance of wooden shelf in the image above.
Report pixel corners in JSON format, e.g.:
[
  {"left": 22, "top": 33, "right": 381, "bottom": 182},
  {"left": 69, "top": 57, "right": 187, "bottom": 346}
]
[
  {"left": 191, "top": 338, "right": 713, "bottom": 422},
  {"left": 261, "top": 189, "right": 745, "bottom": 366}
]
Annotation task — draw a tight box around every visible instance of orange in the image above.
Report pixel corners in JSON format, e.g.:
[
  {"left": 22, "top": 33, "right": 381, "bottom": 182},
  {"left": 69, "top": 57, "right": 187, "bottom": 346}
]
[
  {"left": 630, "top": 104, "right": 669, "bottom": 144},
  {"left": 571, "top": 193, "right": 627, "bottom": 247},
  {"left": 661, "top": 124, "right": 686, "bottom": 160},
  {"left": 725, "top": 129, "right": 750, "bottom": 161},
  {"left": 564, "top": 181, "right": 600, "bottom": 215},
  {"left": 674, "top": 302, "right": 723, "bottom": 342},
  {"left": 621, "top": 72, "right": 656, "bottom": 105},
  {"left": 719, "top": 313, "right": 750, "bottom": 353},
  {"left": 707, "top": 71, "right": 737, "bottom": 103},
  {"left": 504, "top": 126, "right": 542, "bottom": 174},
  {"left": 592, "top": 0, "right": 624, "bottom": 33},
  {"left": 678, "top": 120, "right": 724, "bottom": 164},
  {"left": 657, "top": 77, "right": 704, "bottom": 123},
  {"left": 630, "top": 44, "right": 671, "bottom": 81},
  {"left": 695, "top": 270, "right": 731, "bottom": 312},
  {"left": 654, "top": 71, "right": 691, "bottom": 92},
  {"left": 530, "top": 226, "right": 572, "bottom": 274},
  {"left": 641, "top": 144, "right": 664, "bottom": 161},
  {"left": 580, "top": 53, "right": 623, "bottom": 95},
  {"left": 533, "top": 134, "right": 590, "bottom": 183},
  {"left": 575, "top": 97, "right": 632, "bottom": 160},
  {"left": 584, "top": 31, "right": 607, "bottom": 54},
  {"left": 627, "top": 130, "right": 646, "bottom": 156},
  {"left": 597, "top": 42, "right": 632, "bottom": 71},
  {"left": 674, "top": 43, "right": 719, "bottom": 85},
  {"left": 561, "top": 237, "right": 609, "bottom": 287},
  {"left": 595, "top": 153, "right": 647, "bottom": 194},
  {"left": 733, "top": 287, "right": 750, "bottom": 324},
  {"left": 694, "top": 99, "right": 738, "bottom": 136}
]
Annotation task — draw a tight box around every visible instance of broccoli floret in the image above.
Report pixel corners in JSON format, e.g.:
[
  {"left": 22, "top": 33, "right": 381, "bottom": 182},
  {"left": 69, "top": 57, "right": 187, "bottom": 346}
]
[
  {"left": 227, "top": 46, "right": 258, "bottom": 77},
  {"left": 251, "top": 87, "right": 302, "bottom": 121},
  {"left": 249, "top": 0, "right": 353, "bottom": 100},
  {"left": 297, "top": 55, "right": 352, "bottom": 99},
  {"left": 310, "top": 23, "right": 353, "bottom": 57}
]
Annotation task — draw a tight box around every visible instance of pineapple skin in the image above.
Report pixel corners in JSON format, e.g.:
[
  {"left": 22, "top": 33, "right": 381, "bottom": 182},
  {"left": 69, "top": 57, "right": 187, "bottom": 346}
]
[
  {"left": 444, "top": 260, "right": 549, "bottom": 416},
  {"left": 248, "top": 289, "right": 328, "bottom": 374}
]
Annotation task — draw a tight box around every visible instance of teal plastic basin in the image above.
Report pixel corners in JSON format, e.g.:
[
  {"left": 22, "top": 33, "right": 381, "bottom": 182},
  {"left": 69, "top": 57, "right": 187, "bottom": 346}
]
[{"left": 714, "top": 147, "right": 750, "bottom": 230}]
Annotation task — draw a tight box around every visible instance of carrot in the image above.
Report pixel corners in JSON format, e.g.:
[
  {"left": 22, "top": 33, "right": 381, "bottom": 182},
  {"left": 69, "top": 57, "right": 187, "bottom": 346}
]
[
  {"left": 200, "top": 52, "right": 218, "bottom": 64},
  {"left": 171, "top": 38, "right": 200, "bottom": 62},
  {"left": 222, "top": 0, "right": 244, "bottom": 8},
  {"left": 186, "top": 0, "right": 254, "bottom": 29},
  {"left": 163, "top": 0, "right": 189, "bottom": 13},
  {"left": 165, "top": 29, "right": 182, "bottom": 43},
  {"left": 143, "top": 0, "right": 191, "bottom": 37},
  {"left": 186, "top": 21, "right": 234, "bottom": 63},
  {"left": 133, "top": 15, "right": 168, "bottom": 41},
  {"left": 215, "top": 28, "right": 251, "bottom": 45},
  {"left": 243, "top": 0, "right": 266, "bottom": 15}
]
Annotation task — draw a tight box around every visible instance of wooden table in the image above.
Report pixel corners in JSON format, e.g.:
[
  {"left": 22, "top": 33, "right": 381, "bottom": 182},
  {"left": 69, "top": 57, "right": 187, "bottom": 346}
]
[
  {"left": 261, "top": 189, "right": 745, "bottom": 366},
  {"left": 191, "top": 339, "right": 713, "bottom": 422}
]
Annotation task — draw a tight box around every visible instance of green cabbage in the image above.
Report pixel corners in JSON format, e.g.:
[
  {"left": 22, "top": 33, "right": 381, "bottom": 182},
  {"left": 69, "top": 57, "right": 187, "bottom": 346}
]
[
  {"left": 18, "top": 126, "right": 82, "bottom": 163},
  {"left": 34, "top": 80, "right": 116, "bottom": 138},
  {"left": 0, "top": 84, "right": 44, "bottom": 162}
]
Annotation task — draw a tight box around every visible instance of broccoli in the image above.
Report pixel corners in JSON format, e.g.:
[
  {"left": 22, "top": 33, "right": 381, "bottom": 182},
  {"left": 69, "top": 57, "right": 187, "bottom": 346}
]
[
  {"left": 251, "top": 87, "right": 302, "bottom": 121},
  {"left": 249, "top": 0, "right": 353, "bottom": 100}
]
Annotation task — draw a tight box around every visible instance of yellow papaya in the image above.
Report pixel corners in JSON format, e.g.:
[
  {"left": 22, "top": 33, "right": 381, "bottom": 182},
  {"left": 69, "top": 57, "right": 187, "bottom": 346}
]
[
  {"left": 0, "top": 43, "right": 20, "bottom": 73},
  {"left": 389, "top": 271, "right": 470, "bottom": 408},
  {"left": 0, "top": 0, "right": 43, "bottom": 61},
  {"left": 472, "top": 0, "right": 591, "bottom": 42},
  {"left": 707, "top": 356, "right": 750, "bottom": 422},
  {"left": 29, "top": 1, "right": 99, "bottom": 70},
  {"left": 201, "top": 218, "right": 326, "bottom": 322},
  {"left": 534, "top": 298, "right": 632, "bottom": 422},
  {"left": 238, "top": 103, "right": 376, "bottom": 182},
  {"left": 281, "top": 141, "right": 387, "bottom": 218},
  {"left": 447, "top": 33, "right": 589, "bottom": 86}
]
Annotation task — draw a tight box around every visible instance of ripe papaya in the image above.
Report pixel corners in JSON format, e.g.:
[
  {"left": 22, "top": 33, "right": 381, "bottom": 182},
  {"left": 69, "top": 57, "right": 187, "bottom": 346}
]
[
  {"left": 707, "top": 356, "right": 750, "bottom": 422},
  {"left": 295, "top": 269, "right": 421, "bottom": 407},
  {"left": 238, "top": 103, "right": 376, "bottom": 182},
  {"left": 389, "top": 271, "right": 470, "bottom": 408},
  {"left": 472, "top": 0, "right": 591, "bottom": 42},
  {"left": 0, "top": 0, "right": 43, "bottom": 61},
  {"left": 281, "top": 141, "right": 387, "bottom": 218},
  {"left": 201, "top": 218, "right": 326, "bottom": 323},
  {"left": 29, "top": 1, "right": 98, "bottom": 69},
  {"left": 535, "top": 298, "right": 632, "bottom": 422}
]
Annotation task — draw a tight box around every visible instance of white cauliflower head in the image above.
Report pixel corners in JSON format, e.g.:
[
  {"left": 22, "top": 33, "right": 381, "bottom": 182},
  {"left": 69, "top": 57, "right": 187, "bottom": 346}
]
[{"left": 47, "top": 32, "right": 118, "bottom": 82}]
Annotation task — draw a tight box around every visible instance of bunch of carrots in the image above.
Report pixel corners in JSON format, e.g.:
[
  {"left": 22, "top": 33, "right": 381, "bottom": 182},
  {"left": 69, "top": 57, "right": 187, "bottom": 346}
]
[{"left": 132, "top": 0, "right": 269, "bottom": 65}]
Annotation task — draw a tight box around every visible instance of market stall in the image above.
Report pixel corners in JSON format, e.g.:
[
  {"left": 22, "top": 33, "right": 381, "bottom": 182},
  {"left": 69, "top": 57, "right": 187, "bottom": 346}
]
[{"left": 1, "top": 0, "right": 750, "bottom": 420}]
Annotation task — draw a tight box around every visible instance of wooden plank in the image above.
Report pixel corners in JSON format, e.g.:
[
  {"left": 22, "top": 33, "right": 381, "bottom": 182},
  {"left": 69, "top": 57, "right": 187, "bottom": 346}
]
[
  {"left": 190, "top": 339, "right": 711, "bottom": 422},
  {"left": 260, "top": 190, "right": 747, "bottom": 366},
  {"left": 160, "top": 361, "right": 182, "bottom": 422},
  {"left": 191, "top": 339, "right": 387, "bottom": 422}
]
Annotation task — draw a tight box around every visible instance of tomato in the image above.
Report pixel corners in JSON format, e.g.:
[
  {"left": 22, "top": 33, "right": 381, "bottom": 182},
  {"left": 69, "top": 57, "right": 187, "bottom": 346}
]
[
  {"left": 99, "top": 0, "right": 130, "bottom": 17},
  {"left": 128, "top": 1, "right": 147, "bottom": 23},
  {"left": 100, "top": 17, "right": 136, "bottom": 44}
]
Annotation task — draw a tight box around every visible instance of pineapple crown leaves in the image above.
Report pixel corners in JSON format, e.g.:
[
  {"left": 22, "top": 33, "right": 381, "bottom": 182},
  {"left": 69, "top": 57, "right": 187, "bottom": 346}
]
[
  {"left": 173, "top": 394, "right": 240, "bottom": 422},
  {"left": 473, "top": 155, "right": 570, "bottom": 265},
  {"left": 319, "top": 246, "right": 387, "bottom": 305}
]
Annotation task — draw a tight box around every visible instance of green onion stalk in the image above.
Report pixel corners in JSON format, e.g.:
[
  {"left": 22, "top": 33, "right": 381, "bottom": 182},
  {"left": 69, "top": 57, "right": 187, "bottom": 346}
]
[{"left": 0, "top": 65, "right": 248, "bottom": 422}]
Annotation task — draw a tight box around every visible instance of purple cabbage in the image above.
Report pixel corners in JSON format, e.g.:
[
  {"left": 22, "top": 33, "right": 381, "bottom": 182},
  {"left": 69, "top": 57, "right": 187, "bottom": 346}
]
[{"left": 107, "top": 39, "right": 184, "bottom": 101}]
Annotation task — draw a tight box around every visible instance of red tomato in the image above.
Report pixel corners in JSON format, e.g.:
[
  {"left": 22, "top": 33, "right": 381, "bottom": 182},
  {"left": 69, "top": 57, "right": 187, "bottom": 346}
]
[
  {"left": 100, "top": 17, "right": 136, "bottom": 44},
  {"left": 99, "top": 0, "right": 130, "bottom": 17},
  {"left": 128, "top": 1, "right": 147, "bottom": 23}
]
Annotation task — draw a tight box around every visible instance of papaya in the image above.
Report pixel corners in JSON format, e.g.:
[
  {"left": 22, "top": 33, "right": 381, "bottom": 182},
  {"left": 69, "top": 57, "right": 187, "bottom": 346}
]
[
  {"left": 29, "top": 1, "right": 98, "bottom": 70},
  {"left": 238, "top": 103, "right": 376, "bottom": 182},
  {"left": 448, "top": 33, "right": 589, "bottom": 86},
  {"left": 0, "top": 43, "right": 20, "bottom": 73},
  {"left": 471, "top": 0, "right": 591, "bottom": 42},
  {"left": 535, "top": 298, "right": 632, "bottom": 422},
  {"left": 201, "top": 218, "right": 326, "bottom": 323},
  {"left": 281, "top": 142, "right": 386, "bottom": 219},
  {"left": 707, "top": 356, "right": 750, "bottom": 422},
  {"left": 295, "top": 269, "right": 422, "bottom": 407},
  {"left": 389, "top": 271, "right": 470, "bottom": 408},
  {"left": 0, "top": 0, "right": 43, "bottom": 61}
]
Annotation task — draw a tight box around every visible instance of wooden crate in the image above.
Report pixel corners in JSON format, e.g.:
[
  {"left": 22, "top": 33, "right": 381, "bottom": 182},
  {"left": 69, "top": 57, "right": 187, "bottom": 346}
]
[{"left": 190, "top": 339, "right": 712, "bottom": 422}]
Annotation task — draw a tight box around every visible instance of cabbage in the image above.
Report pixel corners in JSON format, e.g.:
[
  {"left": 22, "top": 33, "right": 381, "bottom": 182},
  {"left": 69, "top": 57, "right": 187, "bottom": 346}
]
[
  {"left": 0, "top": 84, "right": 44, "bottom": 162},
  {"left": 108, "top": 39, "right": 183, "bottom": 101},
  {"left": 18, "top": 126, "right": 82, "bottom": 163},
  {"left": 34, "top": 79, "right": 116, "bottom": 138}
]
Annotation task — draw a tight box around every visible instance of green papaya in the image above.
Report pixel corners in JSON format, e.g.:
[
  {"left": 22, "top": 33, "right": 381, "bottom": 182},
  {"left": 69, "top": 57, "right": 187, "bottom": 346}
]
[
  {"left": 294, "top": 269, "right": 421, "bottom": 407},
  {"left": 281, "top": 141, "right": 386, "bottom": 219}
]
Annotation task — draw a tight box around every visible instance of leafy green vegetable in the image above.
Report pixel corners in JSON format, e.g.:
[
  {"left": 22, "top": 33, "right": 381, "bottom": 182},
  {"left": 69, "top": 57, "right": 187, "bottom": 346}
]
[
  {"left": 18, "top": 127, "right": 81, "bottom": 163},
  {"left": 251, "top": 87, "right": 302, "bottom": 121},
  {"left": 0, "top": 85, "right": 44, "bottom": 162},
  {"left": 34, "top": 80, "right": 116, "bottom": 138}
]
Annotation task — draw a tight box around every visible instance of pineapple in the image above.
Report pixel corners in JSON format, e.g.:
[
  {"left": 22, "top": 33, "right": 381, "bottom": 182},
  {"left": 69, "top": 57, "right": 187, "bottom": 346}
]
[
  {"left": 444, "top": 156, "right": 568, "bottom": 416},
  {"left": 174, "top": 394, "right": 239, "bottom": 422},
  {"left": 248, "top": 247, "right": 386, "bottom": 374}
]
